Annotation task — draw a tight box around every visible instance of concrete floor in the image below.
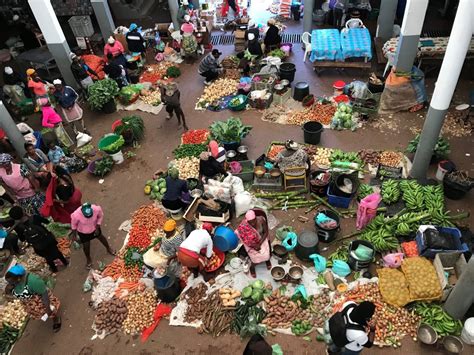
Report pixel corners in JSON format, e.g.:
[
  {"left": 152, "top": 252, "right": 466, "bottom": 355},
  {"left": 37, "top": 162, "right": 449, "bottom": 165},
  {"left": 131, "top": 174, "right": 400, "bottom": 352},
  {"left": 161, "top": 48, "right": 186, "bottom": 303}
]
[{"left": 12, "top": 6, "right": 474, "bottom": 355}]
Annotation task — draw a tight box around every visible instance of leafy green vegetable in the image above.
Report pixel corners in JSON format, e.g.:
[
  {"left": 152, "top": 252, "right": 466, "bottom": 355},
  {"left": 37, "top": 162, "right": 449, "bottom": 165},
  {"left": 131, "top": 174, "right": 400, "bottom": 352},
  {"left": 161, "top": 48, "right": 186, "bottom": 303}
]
[
  {"left": 114, "top": 115, "right": 145, "bottom": 143},
  {"left": 46, "top": 222, "right": 71, "bottom": 238},
  {"left": 172, "top": 144, "right": 207, "bottom": 159},
  {"left": 209, "top": 117, "right": 252, "bottom": 143},
  {"left": 406, "top": 134, "right": 450, "bottom": 159},
  {"left": 166, "top": 66, "right": 181, "bottom": 78},
  {"left": 268, "top": 48, "right": 286, "bottom": 59},
  {"left": 100, "top": 135, "right": 125, "bottom": 154},
  {"left": 94, "top": 156, "right": 114, "bottom": 177},
  {"left": 87, "top": 79, "right": 119, "bottom": 110}
]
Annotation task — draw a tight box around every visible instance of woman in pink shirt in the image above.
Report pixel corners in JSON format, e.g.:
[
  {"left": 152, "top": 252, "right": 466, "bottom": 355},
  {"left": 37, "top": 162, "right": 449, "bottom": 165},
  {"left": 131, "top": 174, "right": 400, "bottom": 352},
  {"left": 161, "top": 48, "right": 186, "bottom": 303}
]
[
  {"left": 70, "top": 203, "right": 115, "bottom": 268},
  {"left": 0, "top": 153, "right": 44, "bottom": 215},
  {"left": 180, "top": 15, "right": 197, "bottom": 57},
  {"left": 41, "top": 104, "right": 74, "bottom": 148},
  {"left": 103, "top": 36, "right": 127, "bottom": 68}
]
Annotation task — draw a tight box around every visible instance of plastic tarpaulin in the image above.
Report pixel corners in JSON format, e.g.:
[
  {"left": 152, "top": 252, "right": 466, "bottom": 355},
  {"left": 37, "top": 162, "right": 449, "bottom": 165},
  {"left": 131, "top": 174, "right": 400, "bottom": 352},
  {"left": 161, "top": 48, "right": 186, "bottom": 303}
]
[
  {"left": 340, "top": 28, "right": 372, "bottom": 60},
  {"left": 310, "top": 29, "right": 343, "bottom": 62}
]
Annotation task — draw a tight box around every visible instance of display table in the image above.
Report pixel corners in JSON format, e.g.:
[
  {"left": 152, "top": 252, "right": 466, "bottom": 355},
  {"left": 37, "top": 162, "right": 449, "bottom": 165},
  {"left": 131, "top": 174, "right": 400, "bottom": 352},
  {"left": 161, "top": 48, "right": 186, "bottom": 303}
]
[
  {"left": 340, "top": 28, "right": 372, "bottom": 61},
  {"left": 310, "top": 29, "right": 343, "bottom": 62},
  {"left": 17, "top": 47, "right": 57, "bottom": 75}
]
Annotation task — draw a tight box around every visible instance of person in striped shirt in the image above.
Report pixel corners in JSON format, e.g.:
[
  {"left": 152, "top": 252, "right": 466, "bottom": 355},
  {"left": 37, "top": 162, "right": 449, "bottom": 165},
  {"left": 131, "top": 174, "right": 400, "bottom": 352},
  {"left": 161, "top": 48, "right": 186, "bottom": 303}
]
[{"left": 198, "top": 49, "right": 223, "bottom": 85}]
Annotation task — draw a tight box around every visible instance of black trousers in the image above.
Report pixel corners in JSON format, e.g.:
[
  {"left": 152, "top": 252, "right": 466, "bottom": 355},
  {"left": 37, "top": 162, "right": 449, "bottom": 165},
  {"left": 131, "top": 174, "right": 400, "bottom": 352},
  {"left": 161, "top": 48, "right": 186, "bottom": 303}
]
[
  {"left": 200, "top": 70, "right": 219, "bottom": 82},
  {"left": 165, "top": 104, "right": 185, "bottom": 121},
  {"left": 36, "top": 245, "right": 68, "bottom": 272}
]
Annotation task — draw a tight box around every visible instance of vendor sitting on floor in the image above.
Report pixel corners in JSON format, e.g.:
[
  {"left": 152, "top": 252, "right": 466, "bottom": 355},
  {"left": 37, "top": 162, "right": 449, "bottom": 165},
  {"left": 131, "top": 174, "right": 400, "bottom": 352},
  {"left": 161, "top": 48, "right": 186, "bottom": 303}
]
[
  {"left": 143, "top": 219, "right": 186, "bottom": 275},
  {"left": 177, "top": 225, "right": 213, "bottom": 278},
  {"left": 162, "top": 168, "right": 189, "bottom": 212},
  {"left": 199, "top": 151, "right": 226, "bottom": 180},
  {"left": 275, "top": 140, "right": 310, "bottom": 175},
  {"left": 236, "top": 209, "right": 271, "bottom": 278}
]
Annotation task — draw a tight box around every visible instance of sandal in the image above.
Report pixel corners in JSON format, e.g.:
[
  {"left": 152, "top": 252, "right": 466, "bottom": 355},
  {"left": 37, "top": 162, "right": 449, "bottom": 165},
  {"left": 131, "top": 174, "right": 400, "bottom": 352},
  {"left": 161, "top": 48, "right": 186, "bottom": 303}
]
[
  {"left": 85, "top": 263, "right": 92, "bottom": 270},
  {"left": 107, "top": 249, "right": 117, "bottom": 256}
]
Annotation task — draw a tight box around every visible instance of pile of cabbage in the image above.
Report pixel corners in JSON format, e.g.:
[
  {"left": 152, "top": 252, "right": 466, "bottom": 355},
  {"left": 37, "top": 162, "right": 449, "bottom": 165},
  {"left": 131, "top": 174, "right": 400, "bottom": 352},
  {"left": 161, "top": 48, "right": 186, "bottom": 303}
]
[{"left": 331, "top": 103, "right": 357, "bottom": 131}]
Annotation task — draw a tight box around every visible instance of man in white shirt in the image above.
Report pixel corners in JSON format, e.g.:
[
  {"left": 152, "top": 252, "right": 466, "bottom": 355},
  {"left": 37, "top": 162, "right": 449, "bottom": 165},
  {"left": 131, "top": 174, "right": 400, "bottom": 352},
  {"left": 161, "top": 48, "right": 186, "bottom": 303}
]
[{"left": 177, "top": 228, "right": 213, "bottom": 277}]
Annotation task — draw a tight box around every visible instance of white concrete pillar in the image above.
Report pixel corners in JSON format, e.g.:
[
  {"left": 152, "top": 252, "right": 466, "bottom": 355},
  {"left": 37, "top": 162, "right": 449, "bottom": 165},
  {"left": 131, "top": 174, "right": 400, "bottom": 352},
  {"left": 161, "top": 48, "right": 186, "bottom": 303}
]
[
  {"left": 91, "top": 0, "right": 116, "bottom": 41},
  {"left": 169, "top": 0, "right": 180, "bottom": 31},
  {"left": 376, "top": 0, "right": 398, "bottom": 42},
  {"left": 303, "top": 0, "right": 314, "bottom": 36},
  {"left": 0, "top": 102, "right": 26, "bottom": 156},
  {"left": 411, "top": 0, "right": 473, "bottom": 180},
  {"left": 28, "top": 0, "right": 77, "bottom": 88},
  {"left": 395, "top": 0, "right": 429, "bottom": 72}
]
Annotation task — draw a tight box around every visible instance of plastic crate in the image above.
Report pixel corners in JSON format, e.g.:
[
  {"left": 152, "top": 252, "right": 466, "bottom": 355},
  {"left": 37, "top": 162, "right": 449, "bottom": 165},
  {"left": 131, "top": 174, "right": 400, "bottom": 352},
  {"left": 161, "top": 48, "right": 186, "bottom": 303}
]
[
  {"left": 327, "top": 183, "right": 353, "bottom": 208},
  {"left": 232, "top": 160, "right": 255, "bottom": 182},
  {"left": 415, "top": 227, "right": 468, "bottom": 259},
  {"left": 68, "top": 16, "right": 94, "bottom": 37},
  {"left": 248, "top": 93, "right": 273, "bottom": 110},
  {"left": 251, "top": 73, "right": 277, "bottom": 91}
]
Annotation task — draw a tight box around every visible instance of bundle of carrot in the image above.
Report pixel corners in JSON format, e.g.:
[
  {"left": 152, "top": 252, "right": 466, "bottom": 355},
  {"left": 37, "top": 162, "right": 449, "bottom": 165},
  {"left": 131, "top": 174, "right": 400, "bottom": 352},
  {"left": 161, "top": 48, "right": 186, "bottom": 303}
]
[
  {"left": 114, "top": 281, "right": 145, "bottom": 298},
  {"left": 102, "top": 258, "right": 125, "bottom": 280},
  {"left": 127, "top": 225, "right": 151, "bottom": 249},
  {"left": 131, "top": 204, "right": 167, "bottom": 233},
  {"left": 57, "top": 238, "right": 71, "bottom": 258}
]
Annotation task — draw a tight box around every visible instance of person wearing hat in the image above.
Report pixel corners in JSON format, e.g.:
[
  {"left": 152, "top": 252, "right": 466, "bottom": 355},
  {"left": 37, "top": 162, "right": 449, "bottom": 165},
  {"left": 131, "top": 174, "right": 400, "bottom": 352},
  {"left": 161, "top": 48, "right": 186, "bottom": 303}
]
[
  {"left": 236, "top": 209, "right": 271, "bottom": 278},
  {"left": 162, "top": 168, "right": 189, "bottom": 212},
  {"left": 26, "top": 69, "right": 49, "bottom": 109},
  {"left": 2, "top": 67, "right": 28, "bottom": 106},
  {"left": 3, "top": 66, "right": 29, "bottom": 97},
  {"left": 275, "top": 140, "right": 310, "bottom": 176},
  {"left": 263, "top": 18, "right": 281, "bottom": 52},
  {"left": 126, "top": 23, "right": 146, "bottom": 54},
  {"left": 52, "top": 79, "right": 87, "bottom": 135},
  {"left": 177, "top": 0, "right": 193, "bottom": 27},
  {"left": 4, "top": 264, "right": 62, "bottom": 332},
  {"left": 208, "top": 141, "right": 226, "bottom": 168},
  {"left": 143, "top": 219, "right": 186, "bottom": 274},
  {"left": 104, "top": 36, "right": 125, "bottom": 58},
  {"left": 246, "top": 32, "right": 263, "bottom": 57},
  {"left": 180, "top": 15, "right": 198, "bottom": 58},
  {"left": 8, "top": 206, "right": 68, "bottom": 273},
  {"left": 0, "top": 153, "right": 44, "bottom": 216},
  {"left": 199, "top": 151, "right": 226, "bottom": 180},
  {"left": 69, "top": 53, "right": 98, "bottom": 90},
  {"left": 70, "top": 203, "right": 115, "bottom": 269},
  {"left": 198, "top": 49, "right": 223, "bottom": 85},
  {"left": 245, "top": 20, "right": 259, "bottom": 42},
  {"left": 158, "top": 82, "right": 188, "bottom": 130},
  {"left": 177, "top": 227, "right": 213, "bottom": 277}
]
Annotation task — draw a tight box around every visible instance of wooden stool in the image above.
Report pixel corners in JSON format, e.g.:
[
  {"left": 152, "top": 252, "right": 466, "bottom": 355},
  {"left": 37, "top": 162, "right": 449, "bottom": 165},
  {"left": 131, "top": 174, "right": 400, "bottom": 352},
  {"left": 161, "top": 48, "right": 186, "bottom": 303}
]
[{"left": 283, "top": 167, "right": 307, "bottom": 190}]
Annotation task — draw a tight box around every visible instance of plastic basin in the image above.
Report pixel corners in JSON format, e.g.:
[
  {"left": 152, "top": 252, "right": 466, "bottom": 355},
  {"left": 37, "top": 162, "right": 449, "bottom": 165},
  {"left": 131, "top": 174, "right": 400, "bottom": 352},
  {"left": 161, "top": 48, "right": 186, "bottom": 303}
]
[{"left": 213, "top": 226, "right": 238, "bottom": 252}]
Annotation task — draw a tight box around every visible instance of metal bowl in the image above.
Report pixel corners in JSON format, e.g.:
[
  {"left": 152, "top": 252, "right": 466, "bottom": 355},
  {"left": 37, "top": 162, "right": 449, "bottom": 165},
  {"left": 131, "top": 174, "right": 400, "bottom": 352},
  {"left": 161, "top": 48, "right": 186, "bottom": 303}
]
[
  {"left": 288, "top": 265, "right": 303, "bottom": 280},
  {"left": 273, "top": 244, "right": 288, "bottom": 257},
  {"left": 280, "top": 79, "right": 290, "bottom": 87},
  {"left": 417, "top": 324, "right": 438, "bottom": 345},
  {"left": 443, "top": 336, "right": 464, "bottom": 353},
  {"left": 271, "top": 266, "right": 286, "bottom": 281},
  {"left": 226, "top": 150, "right": 237, "bottom": 159},
  {"left": 269, "top": 168, "right": 281, "bottom": 178},
  {"left": 237, "top": 145, "right": 248, "bottom": 154},
  {"left": 274, "top": 83, "right": 285, "bottom": 92},
  {"left": 190, "top": 189, "right": 203, "bottom": 198},
  {"left": 254, "top": 166, "right": 266, "bottom": 178}
]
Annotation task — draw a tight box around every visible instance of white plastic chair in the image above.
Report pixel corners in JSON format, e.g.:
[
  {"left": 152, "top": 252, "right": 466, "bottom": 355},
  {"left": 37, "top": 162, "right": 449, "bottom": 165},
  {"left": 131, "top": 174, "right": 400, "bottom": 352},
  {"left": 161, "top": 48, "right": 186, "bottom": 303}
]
[
  {"left": 302, "top": 32, "right": 312, "bottom": 63},
  {"left": 345, "top": 18, "right": 364, "bottom": 29}
]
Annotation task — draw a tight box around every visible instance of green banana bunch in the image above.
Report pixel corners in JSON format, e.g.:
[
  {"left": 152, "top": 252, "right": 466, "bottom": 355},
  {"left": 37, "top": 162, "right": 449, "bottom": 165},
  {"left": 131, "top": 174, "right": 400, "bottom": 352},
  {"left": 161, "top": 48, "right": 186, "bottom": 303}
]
[
  {"left": 358, "top": 184, "right": 374, "bottom": 200},
  {"left": 329, "top": 149, "right": 363, "bottom": 165},
  {"left": 400, "top": 180, "right": 425, "bottom": 211},
  {"left": 381, "top": 179, "right": 401, "bottom": 205},
  {"left": 327, "top": 244, "right": 349, "bottom": 267},
  {"left": 413, "top": 302, "right": 463, "bottom": 336},
  {"left": 360, "top": 229, "right": 399, "bottom": 252}
]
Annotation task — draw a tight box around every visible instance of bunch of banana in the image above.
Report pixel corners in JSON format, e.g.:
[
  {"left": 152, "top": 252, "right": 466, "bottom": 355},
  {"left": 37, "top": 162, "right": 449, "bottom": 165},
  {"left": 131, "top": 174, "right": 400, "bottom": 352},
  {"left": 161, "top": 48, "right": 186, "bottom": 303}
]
[
  {"left": 326, "top": 243, "right": 349, "bottom": 267},
  {"left": 381, "top": 179, "right": 401, "bottom": 205},
  {"left": 400, "top": 180, "right": 424, "bottom": 210},
  {"left": 329, "top": 149, "right": 363, "bottom": 165},
  {"left": 423, "top": 185, "right": 445, "bottom": 211},
  {"left": 360, "top": 228, "right": 399, "bottom": 252},
  {"left": 364, "top": 214, "right": 386, "bottom": 232},
  {"left": 357, "top": 184, "right": 374, "bottom": 200},
  {"left": 413, "top": 303, "right": 463, "bottom": 336}
]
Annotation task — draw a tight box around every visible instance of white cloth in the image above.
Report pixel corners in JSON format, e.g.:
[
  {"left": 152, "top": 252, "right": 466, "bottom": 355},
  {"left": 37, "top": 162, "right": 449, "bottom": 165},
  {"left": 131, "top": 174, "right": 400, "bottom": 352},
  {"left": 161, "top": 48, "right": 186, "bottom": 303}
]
[
  {"left": 179, "top": 229, "right": 213, "bottom": 257},
  {"left": 342, "top": 301, "right": 369, "bottom": 352}
]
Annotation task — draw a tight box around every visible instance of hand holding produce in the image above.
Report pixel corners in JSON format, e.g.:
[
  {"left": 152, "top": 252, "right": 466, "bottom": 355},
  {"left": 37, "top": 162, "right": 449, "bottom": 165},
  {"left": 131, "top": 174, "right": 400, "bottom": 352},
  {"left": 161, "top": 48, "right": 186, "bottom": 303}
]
[{"left": 205, "top": 252, "right": 222, "bottom": 271}]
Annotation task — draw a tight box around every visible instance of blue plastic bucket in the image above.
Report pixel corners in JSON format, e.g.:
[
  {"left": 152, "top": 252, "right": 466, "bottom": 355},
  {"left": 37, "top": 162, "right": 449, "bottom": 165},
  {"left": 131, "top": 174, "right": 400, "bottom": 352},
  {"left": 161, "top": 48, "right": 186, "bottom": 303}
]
[{"left": 214, "top": 226, "right": 238, "bottom": 252}]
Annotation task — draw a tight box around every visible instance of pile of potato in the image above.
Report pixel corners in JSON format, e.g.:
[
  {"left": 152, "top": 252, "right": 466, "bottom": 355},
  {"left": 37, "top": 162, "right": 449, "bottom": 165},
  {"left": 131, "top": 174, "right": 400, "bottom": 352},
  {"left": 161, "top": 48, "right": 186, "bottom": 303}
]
[
  {"left": 122, "top": 289, "right": 157, "bottom": 334},
  {"left": 197, "top": 78, "right": 238, "bottom": 106},
  {"left": 94, "top": 297, "right": 128, "bottom": 335},
  {"left": 1, "top": 300, "right": 28, "bottom": 330},
  {"left": 174, "top": 157, "right": 200, "bottom": 179},
  {"left": 378, "top": 268, "right": 411, "bottom": 307},
  {"left": 311, "top": 147, "right": 333, "bottom": 168},
  {"left": 402, "top": 257, "right": 442, "bottom": 300},
  {"left": 309, "top": 288, "right": 333, "bottom": 327},
  {"left": 379, "top": 151, "right": 402, "bottom": 168},
  {"left": 219, "top": 288, "right": 241, "bottom": 307},
  {"left": 261, "top": 290, "right": 313, "bottom": 330},
  {"left": 140, "top": 89, "right": 161, "bottom": 106}
]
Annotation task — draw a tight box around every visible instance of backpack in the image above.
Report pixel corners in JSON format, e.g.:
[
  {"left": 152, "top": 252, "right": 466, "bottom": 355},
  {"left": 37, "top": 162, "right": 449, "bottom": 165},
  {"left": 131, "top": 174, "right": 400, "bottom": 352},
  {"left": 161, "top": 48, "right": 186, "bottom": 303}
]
[{"left": 329, "top": 303, "right": 365, "bottom": 348}]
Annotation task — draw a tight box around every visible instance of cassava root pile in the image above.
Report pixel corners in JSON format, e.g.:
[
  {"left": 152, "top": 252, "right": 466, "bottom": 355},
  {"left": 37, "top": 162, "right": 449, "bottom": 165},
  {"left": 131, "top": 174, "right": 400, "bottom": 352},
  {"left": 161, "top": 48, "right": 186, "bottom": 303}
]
[{"left": 94, "top": 297, "right": 128, "bottom": 335}]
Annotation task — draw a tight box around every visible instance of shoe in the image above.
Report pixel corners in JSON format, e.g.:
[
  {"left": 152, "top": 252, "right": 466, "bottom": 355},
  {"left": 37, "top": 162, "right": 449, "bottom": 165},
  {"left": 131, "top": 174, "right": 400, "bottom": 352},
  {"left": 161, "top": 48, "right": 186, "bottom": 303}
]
[{"left": 204, "top": 81, "right": 211, "bottom": 86}]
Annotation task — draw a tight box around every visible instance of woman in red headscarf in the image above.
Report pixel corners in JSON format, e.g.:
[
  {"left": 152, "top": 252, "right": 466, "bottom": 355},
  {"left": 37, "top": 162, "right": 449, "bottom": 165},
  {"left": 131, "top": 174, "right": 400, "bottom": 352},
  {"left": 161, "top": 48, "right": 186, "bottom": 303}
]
[{"left": 236, "top": 209, "right": 272, "bottom": 278}]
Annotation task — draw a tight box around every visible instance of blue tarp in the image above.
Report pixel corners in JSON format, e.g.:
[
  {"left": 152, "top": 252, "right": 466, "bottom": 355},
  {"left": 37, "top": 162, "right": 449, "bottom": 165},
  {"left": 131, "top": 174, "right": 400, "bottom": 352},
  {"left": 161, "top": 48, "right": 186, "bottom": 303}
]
[{"left": 310, "top": 29, "right": 343, "bottom": 62}]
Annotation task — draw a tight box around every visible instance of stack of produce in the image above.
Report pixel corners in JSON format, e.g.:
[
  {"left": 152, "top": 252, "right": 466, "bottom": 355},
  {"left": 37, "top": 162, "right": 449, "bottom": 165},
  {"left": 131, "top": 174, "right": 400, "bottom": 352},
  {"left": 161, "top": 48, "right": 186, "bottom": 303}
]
[
  {"left": 219, "top": 288, "right": 241, "bottom": 307},
  {"left": 231, "top": 302, "right": 266, "bottom": 338},
  {"left": 140, "top": 89, "right": 161, "bottom": 106},
  {"left": 221, "top": 55, "right": 240, "bottom": 69},
  {"left": 255, "top": 190, "right": 318, "bottom": 211},
  {"left": 0, "top": 324, "right": 21, "bottom": 354},
  {"left": 184, "top": 283, "right": 209, "bottom": 323},
  {"left": 241, "top": 280, "right": 269, "bottom": 303},
  {"left": 140, "top": 62, "right": 177, "bottom": 83},
  {"left": 342, "top": 283, "right": 420, "bottom": 347},
  {"left": 1, "top": 300, "right": 27, "bottom": 330},
  {"left": 330, "top": 150, "right": 363, "bottom": 166},
  {"left": 144, "top": 178, "right": 167, "bottom": 201},
  {"left": 401, "top": 257, "right": 442, "bottom": 301},
  {"left": 400, "top": 180, "right": 424, "bottom": 211},
  {"left": 101, "top": 258, "right": 124, "bottom": 280},
  {"left": 311, "top": 147, "right": 333, "bottom": 168},
  {"left": 358, "top": 149, "right": 380, "bottom": 166},
  {"left": 358, "top": 184, "right": 374, "bottom": 200},
  {"left": 181, "top": 129, "right": 209, "bottom": 144},
  {"left": 205, "top": 251, "right": 222, "bottom": 271},
  {"left": 378, "top": 268, "right": 411, "bottom": 307},
  {"left": 122, "top": 289, "right": 157, "bottom": 335},
  {"left": 173, "top": 144, "right": 207, "bottom": 159},
  {"left": 331, "top": 103, "right": 356, "bottom": 130},
  {"left": 379, "top": 151, "right": 402, "bottom": 168},
  {"left": 173, "top": 157, "right": 200, "bottom": 179},
  {"left": 308, "top": 289, "right": 333, "bottom": 327},
  {"left": 406, "top": 135, "right": 450, "bottom": 159},
  {"left": 413, "top": 302, "right": 463, "bottom": 336},
  {"left": 267, "top": 145, "right": 285, "bottom": 160},
  {"left": 199, "top": 291, "right": 235, "bottom": 337},
  {"left": 381, "top": 179, "right": 400, "bottom": 205},
  {"left": 93, "top": 297, "right": 128, "bottom": 335},
  {"left": 287, "top": 103, "right": 336, "bottom": 126},
  {"left": 131, "top": 205, "right": 167, "bottom": 234},
  {"left": 91, "top": 276, "right": 118, "bottom": 308},
  {"left": 127, "top": 225, "right": 151, "bottom": 250},
  {"left": 197, "top": 78, "right": 238, "bottom": 108}
]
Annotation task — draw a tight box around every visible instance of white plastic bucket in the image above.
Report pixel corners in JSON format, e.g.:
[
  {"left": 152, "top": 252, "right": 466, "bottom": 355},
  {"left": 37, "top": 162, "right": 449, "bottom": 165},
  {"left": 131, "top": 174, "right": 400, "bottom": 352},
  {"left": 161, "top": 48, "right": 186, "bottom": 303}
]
[
  {"left": 461, "top": 317, "right": 474, "bottom": 345},
  {"left": 110, "top": 150, "right": 124, "bottom": 164},
  {"left": 436, "top": 161, "right": 449, "bottom": 181}
]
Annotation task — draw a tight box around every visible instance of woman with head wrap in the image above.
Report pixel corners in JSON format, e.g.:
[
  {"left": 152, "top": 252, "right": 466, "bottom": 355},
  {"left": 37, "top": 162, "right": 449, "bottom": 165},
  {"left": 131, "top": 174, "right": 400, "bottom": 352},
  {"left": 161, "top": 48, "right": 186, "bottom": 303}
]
[
  {"left": 52, "top": 79, "right": 87, "bottom": 135},
  {"left": 26, "top": 69, "right": 49, "bottom": 109},
  {"left": 162, "top": 168, "right": 189, "bottom": 211},
  {"left": 126, "top": 23, "right": 146, "bottom": 54},
  {"left": 3, "top": 66, "right": 29, "bottom": 99},
  {"left": 69, "top": 53, "right": 98, "bottom": 90},
  {"left": 0, "top": 153, "right": 44, "bottom": 216},
  {"left": 23, "top": 142, "right": 53, "bottom": 186},
  {"left": 325, "top": 301, "right": 376, "bottom": 355},
  {"left": 4, "top": 264, "right": 62, "bottom": 331},
  {"left": 275, "top": 140, "right": 310, "bottom": 176},
  {"left": 246, "top": 32, "right": 263, "bottom": 57},
  {"left": 180, "top": 15, "right": 198, "bottom": 58},
  {"left": 235, "top": 209, "right": 271, "bottom": 278},
  {"left": 158, "top": 82, "right": 188, "bottom": 130},
  {"left": 264, "top": 18, "right": 281, "bottom": 52},
  {"left": 199, "top": 151, "right": 226, "bottom": 180}
]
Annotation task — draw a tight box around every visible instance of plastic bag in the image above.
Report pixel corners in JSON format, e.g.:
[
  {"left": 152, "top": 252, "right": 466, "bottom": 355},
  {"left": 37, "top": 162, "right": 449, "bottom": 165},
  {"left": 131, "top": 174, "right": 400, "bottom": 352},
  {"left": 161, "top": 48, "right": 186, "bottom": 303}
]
[
  {"left": 276, "top": 226, "right": 295, "bottom": 241},
  {"left": 309, "top": 254, "right": 327, "bottom": 273},
  {"left": 282, "top": 232, "right": 297, "bottom": 251},
  {"left": 76, "top": 132, "right": 92, "bottom": 148},
  {"left": 332, "top": 260, "right": 351, "bottom": 277},
  {"left": 234, "top": 191, "right": 253, "bottom": 217},
  {"left": 356, "top": 193, "right": 382, "bottom": 230},
  {"left": 293, "top": 284, "right": 308, "bottom": 300},
  {"left": 383, "top": 252, "right": 404, "bottom": 268}
]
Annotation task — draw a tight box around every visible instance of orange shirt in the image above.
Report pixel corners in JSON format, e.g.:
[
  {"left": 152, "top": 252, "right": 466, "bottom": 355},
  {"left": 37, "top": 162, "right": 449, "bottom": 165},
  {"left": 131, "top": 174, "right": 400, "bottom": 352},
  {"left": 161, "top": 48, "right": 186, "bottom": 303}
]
[{"left": 28, "top": 80, "right": 47, "bottom": 96}]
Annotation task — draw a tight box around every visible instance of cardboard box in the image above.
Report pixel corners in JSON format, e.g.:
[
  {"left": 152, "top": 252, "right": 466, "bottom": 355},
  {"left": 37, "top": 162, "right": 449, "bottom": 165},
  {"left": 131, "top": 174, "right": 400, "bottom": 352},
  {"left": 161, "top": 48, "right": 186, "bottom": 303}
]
[
  {"left": 434, "top": 252, "right": 467, "bottom": 301},
  {"left": 234, "top": 30, "right": 246, "bottom": 39}
]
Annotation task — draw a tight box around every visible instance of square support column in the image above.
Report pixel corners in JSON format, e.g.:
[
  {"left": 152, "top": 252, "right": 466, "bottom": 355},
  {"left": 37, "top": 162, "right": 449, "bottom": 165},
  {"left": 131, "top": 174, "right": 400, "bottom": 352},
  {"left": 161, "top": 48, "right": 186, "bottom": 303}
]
[{"left": 91, "top": 0, "right": 115, "bottom": 41}]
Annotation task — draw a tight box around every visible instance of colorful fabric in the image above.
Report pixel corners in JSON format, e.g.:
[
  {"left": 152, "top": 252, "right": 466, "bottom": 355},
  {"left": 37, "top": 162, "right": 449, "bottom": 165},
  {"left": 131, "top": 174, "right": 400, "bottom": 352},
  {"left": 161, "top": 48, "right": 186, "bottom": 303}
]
[
  {"left": 181, "top": 23, "right": 195, "bottom": 34},
  {"left": 23, "top": 149, "right": 49, "bottom": 172},
  {"left": 160, "top": 229, "right": 186, "bottom": 257},
  {"left": 340, "top": 28, "right": 372, "bottom": 60},
  {"left": 310, "top": 29, "right": 343, "bottom": 62},
  {"left": 182, "top": 34, "right": 198, "bottom": 55},
  {"left": 13, "top": 273, "right": 46, "bottom": 297},
  {"left": 28, "top": 80, "right": 47, "bottom": 96},
  {"left": 104, "top": 41, "right": 125, "bottom": 57},
  {"left": 71, "top": 204, "right": 103, "bottom": 234},
  {"left": 18, "top": 192, "right": 45, "bottom": 216},
  {"left": 177, "top": 248, "right": 202, "bottom": 269},
  {"left": 0, "top": 163, "right": 35, "bottom": 199},
  {"left": 243, "top": 237, "right": 271, "bottom": 264},
  {"left": 41, "top": 106, "right": 62, "bottom": 128},
  {"left": 41, "top": 176, "right": 82, "bottom": 224},
  {"left": 236, "top": 220, "right": 262, "bottom": 249}
]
